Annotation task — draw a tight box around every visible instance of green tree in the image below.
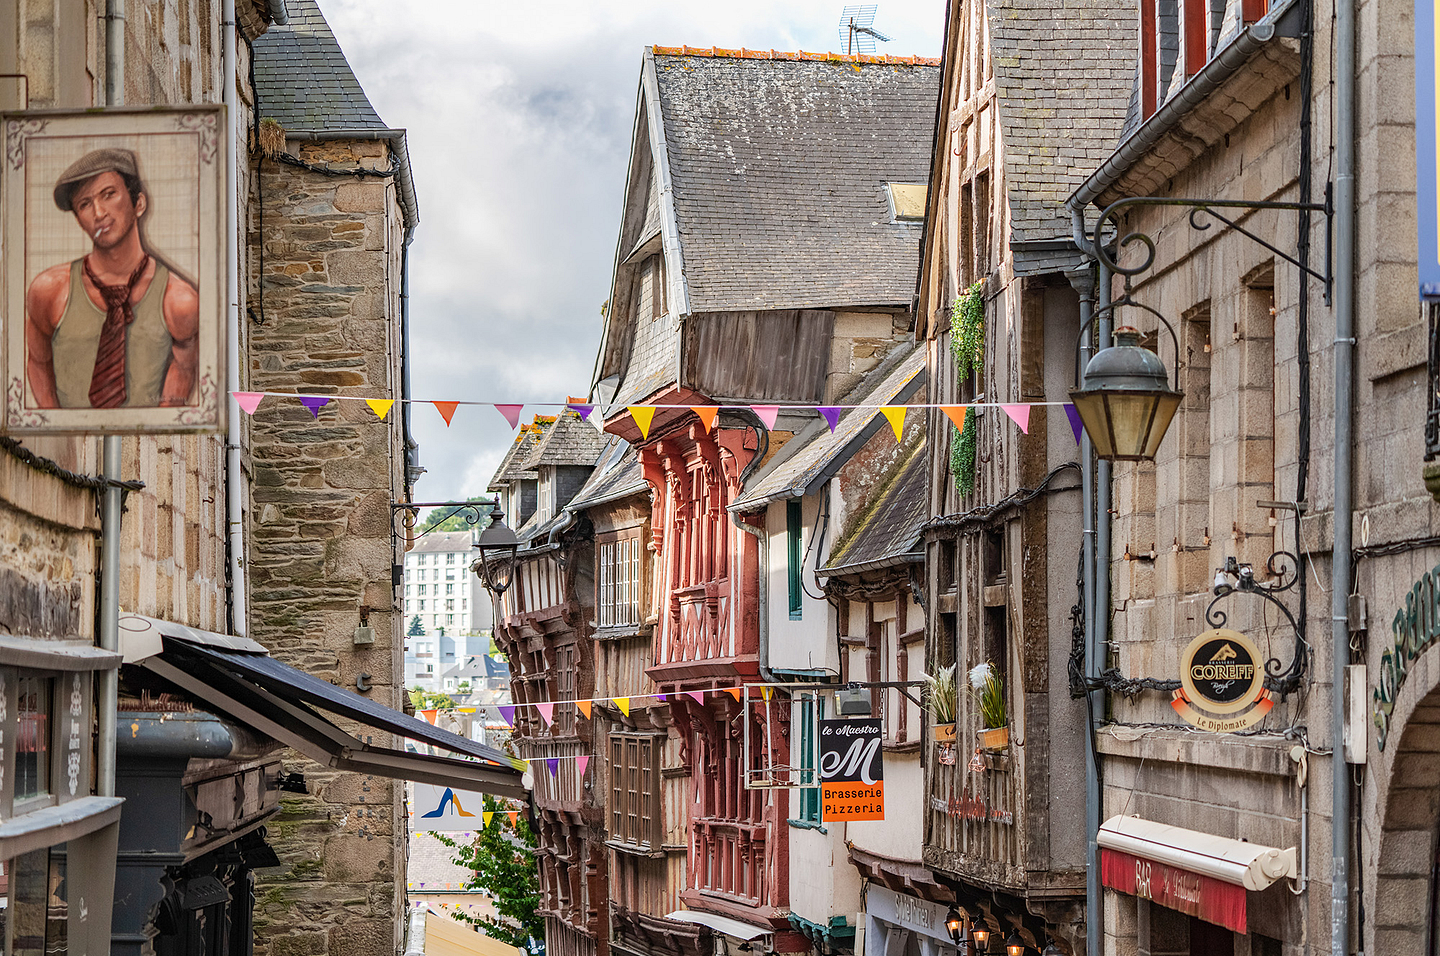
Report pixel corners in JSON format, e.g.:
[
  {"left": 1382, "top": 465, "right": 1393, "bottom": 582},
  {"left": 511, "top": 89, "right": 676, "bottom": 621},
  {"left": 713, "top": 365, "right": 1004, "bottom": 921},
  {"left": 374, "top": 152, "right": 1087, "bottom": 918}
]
[
  {"left": 407, "top": 615, "right": 425, "bottom": 637},
  {"left": 433, "top": 795, "right": 543, "bottom": 951},
  {"left": 408, "top": 686, "right": 453, "bottom": 711},
  {"left": 419, "top": 497, "right": 492, "bottom": 534}
]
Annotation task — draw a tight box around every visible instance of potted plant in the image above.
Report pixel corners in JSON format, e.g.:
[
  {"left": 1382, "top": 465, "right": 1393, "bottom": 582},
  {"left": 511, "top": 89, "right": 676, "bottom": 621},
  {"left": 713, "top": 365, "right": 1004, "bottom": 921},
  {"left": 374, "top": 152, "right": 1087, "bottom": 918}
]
[
  {"left": 922, "top": 664, "right": 959, "bottom": 742},
  {"left": 970, "top": 662, "right": 1009, "bottom": 751}
]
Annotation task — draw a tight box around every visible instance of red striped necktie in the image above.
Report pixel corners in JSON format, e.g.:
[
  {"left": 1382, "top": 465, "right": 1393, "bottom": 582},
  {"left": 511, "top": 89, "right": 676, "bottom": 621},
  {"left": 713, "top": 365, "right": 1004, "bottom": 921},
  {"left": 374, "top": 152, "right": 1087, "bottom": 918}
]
[{"left": 83, "top": 254, "right": 151, "bottom": 408}]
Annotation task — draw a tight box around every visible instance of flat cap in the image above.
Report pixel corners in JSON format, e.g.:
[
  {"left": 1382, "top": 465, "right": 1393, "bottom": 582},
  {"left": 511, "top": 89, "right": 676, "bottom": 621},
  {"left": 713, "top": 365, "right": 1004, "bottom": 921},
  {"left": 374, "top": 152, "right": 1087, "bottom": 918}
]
[{"left": 53, "top": 148, "right": 141, "bottom": 212}]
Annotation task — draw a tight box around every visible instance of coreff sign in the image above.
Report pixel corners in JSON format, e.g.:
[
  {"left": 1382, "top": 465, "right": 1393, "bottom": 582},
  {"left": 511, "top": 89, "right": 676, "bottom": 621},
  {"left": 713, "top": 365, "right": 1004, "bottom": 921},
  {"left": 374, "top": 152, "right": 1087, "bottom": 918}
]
[{"left": 1171, "top": 628, "right": 1274, "bottom": 732}]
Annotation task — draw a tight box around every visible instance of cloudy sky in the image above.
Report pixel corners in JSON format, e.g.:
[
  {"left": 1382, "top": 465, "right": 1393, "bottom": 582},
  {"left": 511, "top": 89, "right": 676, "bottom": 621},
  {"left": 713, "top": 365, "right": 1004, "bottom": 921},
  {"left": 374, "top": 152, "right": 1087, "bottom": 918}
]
[{"left": 321, "top": 0, "right": 946, "bottom": 504}]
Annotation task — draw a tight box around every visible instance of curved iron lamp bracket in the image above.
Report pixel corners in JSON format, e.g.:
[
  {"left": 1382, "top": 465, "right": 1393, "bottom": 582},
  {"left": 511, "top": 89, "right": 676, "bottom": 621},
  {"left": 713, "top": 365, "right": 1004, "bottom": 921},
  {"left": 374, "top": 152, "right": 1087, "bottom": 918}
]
[
  {"left": 1074, "top": 294, "right": 1183, "bottom": 390},
  {"left": 1205, "top": 551, "right": 1310, "bottom": 698},
  {"left": 390, "top": 500, "right": 490, "bottom": 542},
  {"left": 1090, "top": 188, "right": 1333, "bottom": 305}
]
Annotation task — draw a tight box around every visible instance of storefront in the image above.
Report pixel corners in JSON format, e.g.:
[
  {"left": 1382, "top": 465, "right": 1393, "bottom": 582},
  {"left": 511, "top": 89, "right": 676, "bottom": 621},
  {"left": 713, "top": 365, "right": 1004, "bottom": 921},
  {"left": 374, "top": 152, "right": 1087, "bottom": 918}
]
[{"left": 862, "top": 885, "right": 959, "bottom": 956}]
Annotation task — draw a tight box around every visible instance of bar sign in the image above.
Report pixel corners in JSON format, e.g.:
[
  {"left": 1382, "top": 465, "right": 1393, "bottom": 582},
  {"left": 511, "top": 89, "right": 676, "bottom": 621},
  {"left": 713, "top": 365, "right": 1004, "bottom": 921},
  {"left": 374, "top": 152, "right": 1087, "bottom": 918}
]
[{"left": 819, "top": 717, "right": 884, "bottom": 821}]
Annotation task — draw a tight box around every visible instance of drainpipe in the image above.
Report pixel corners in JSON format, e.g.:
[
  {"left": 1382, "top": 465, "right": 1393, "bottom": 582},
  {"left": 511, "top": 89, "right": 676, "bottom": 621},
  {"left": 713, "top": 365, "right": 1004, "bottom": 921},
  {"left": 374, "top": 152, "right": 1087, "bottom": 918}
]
[
  {"left": 1093, "top": 259, "right": 1115, "bottom": 956},
  {"left": 96, "top": 0, "right": 126, "bottom": 800},
  {"left": 223, "top": 0, "right": 246, "bottom": 636},
  {"left": 1068, "top": 206, "right": 1102, "bottom": 956},
  {"left": 732, "top": 421, "right": 774, "bottom": 683},
  {"left": 1330, "top": 0, "right": 1356, "bottom": 940}
]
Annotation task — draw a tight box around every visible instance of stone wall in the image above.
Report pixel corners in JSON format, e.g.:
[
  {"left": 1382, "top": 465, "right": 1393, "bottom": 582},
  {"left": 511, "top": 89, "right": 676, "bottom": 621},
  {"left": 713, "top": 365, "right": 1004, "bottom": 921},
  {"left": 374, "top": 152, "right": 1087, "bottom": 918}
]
[{"left": 247, "top": 138, "right": 408, "bottom": 956}]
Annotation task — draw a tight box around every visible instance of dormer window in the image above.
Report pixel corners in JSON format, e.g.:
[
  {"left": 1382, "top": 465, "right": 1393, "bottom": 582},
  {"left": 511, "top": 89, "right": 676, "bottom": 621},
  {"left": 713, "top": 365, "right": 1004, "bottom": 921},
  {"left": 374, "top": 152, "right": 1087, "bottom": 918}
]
[{"left": 887, "top": 182, "right": 927, "bottom": 222}]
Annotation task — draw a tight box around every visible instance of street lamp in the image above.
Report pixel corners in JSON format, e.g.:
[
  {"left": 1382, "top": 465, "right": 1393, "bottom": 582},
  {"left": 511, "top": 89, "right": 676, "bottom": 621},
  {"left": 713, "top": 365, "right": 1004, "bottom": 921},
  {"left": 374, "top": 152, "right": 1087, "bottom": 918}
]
[
  {"left": 1070, "top": 319, "right": 1183, "bottom": 462},
  {"left": 1004, "top": 932, "right": 1026, "bottom": 956},
  {"left": 944, "top": 907, "right": 965, "bottom": 946},
  {"left": 474, "top": 500, "right": 520, "bottom": 594},
  {"left": 969, "top": 920, "right": 990, "bottom": 953}
]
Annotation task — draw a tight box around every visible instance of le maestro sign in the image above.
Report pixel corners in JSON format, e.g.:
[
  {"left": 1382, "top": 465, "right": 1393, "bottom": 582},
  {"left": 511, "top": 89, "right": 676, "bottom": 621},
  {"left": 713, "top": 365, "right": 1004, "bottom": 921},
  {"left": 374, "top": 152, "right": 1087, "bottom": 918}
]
[
  {"left": 819, "top": 717, "right": 883, "bottom": 821},
  {"left": 1170, "top": 628, "right": 1274, "bottom": 732}
]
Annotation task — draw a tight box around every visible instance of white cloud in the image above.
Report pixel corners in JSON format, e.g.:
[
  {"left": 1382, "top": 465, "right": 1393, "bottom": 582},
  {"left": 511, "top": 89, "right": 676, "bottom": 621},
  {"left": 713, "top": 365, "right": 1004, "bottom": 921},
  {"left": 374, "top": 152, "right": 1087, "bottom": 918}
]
[{"left": 320, "top": 0, "right": 946, "bottom": 502}]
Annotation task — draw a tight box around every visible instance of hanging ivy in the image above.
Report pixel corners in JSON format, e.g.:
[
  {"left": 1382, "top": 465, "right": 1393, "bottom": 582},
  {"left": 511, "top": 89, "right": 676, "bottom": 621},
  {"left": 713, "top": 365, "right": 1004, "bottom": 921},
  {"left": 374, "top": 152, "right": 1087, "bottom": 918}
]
[
  {"left": 949, "top": 279, "right": 986, "bottom": 382},
  {"left": 949, "top": 411, "right": 977, "bottom": 496}
]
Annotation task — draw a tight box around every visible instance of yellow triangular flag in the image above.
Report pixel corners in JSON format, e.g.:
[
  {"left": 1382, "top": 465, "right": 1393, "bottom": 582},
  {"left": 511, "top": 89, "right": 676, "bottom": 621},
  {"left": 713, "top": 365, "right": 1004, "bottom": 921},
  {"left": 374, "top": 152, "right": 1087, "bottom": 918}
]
[
  {"left": 576, "top": 699, "right": 592, "bottom": 719},
  {"left": 629, "top": 406, "right": 656, "bottom": 439},
  {"left": 483, "top": 811, "right": 494, "bottom": 827},
  {"left": 941, "top": 405, "right": 969, "bottom": 431},
  {"left": 613, "top": 697, "right": 631, "bottom": 717},
  {"left": 760, "top": 686, "right": 774, "bottom": 701},
  {"left": 366, "top": 399, "right": 395, "bottom": 420},
  {"left": 881, "top": 406, "right": 906, "bottom": 441}
]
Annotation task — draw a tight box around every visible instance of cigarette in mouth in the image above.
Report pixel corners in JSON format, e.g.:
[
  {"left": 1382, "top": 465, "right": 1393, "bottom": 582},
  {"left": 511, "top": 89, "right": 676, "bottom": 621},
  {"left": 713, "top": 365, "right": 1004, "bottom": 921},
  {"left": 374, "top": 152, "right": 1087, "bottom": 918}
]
[{"left": 93, "top": 228, "right": 105, "bottom": 239}]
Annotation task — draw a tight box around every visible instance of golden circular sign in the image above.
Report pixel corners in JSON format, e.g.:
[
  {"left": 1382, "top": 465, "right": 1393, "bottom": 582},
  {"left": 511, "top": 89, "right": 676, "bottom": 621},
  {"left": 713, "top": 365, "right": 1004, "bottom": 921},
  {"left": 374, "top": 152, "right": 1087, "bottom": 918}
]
[{"left": 1179, "top": 628, "right": 1265, "bottom": 715}]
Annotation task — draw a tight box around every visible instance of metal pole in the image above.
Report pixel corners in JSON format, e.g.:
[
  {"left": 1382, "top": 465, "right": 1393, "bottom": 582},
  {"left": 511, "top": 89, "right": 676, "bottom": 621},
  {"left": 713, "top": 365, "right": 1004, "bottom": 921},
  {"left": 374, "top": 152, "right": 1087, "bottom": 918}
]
[
  {"left": 1330, "top": 0, "right": 1356, "bottom": 938},
  {"left": 222, "top": 0, "right": 246, "bottom": 636},
  {"left": 1092, "top": 261, "right": 1115, "bottom": 956},
  {"left": 1075, "top": 263, "right": 1101, "bottom": 956},
  {"left": 96, "top": 0, "right": 126, "bottom": 802}
]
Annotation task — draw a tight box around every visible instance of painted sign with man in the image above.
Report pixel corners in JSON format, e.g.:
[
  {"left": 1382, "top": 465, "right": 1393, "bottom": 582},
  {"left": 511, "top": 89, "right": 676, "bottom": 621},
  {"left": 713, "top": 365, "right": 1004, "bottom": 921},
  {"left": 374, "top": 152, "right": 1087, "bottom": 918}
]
[{"left": 2, "top": 108, "right": 224, "bottom": 433}]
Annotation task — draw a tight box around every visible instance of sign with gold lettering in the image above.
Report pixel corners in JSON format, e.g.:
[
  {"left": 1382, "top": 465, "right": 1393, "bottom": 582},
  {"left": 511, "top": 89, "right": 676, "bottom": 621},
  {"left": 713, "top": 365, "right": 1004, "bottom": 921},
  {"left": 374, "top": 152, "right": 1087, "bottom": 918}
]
[
  {"left": 819, "top": 717, "right": 883, "bottom": 821},
  {"left": 1171, "top": 628, "right": 1274, "bottom": 732}
]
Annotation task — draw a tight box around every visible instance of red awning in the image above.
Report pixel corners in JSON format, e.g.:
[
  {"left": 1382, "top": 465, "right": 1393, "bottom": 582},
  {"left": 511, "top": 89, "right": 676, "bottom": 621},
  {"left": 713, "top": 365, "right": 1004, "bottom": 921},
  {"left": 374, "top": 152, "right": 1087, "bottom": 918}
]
[{"left": 1101, "top": 848, "right": 1247, "bottom": 934}]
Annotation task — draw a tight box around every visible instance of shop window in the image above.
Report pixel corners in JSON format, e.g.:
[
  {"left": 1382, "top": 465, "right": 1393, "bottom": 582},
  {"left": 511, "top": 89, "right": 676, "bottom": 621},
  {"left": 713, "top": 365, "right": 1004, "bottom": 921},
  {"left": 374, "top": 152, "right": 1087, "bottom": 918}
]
[
  {"left": 787, "top": 500, "right": 803, "bottom": 620},
  {"left": 795, "top": 697, "right": 821, "bottom": 824},
  {"left": 3, "top": 845, "right": 66, "bottom": 956},
  {"left": 608, "top": 734, "right": 659, "bottom": 849},
  {"left": 16, "top": 677, "right": 50, "bottom": 804}
]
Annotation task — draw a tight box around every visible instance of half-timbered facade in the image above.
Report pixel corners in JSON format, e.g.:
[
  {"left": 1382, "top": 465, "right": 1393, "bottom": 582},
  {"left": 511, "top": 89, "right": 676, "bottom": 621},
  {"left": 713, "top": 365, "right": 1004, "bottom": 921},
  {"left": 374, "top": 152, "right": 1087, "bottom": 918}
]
[
  {"left": 914, "top": 0, "right": 1133, "bottom": 949},
  {"left": 593, "top": 45, "right": 939, "bottom": 954}
]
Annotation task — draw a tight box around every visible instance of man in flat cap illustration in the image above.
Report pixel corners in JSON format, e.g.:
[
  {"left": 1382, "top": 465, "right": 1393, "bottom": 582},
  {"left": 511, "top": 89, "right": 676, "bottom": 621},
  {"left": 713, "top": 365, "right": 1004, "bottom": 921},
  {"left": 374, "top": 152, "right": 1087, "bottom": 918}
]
[{"left": 24, "top": 148, "right": 198, "bottom": 409}]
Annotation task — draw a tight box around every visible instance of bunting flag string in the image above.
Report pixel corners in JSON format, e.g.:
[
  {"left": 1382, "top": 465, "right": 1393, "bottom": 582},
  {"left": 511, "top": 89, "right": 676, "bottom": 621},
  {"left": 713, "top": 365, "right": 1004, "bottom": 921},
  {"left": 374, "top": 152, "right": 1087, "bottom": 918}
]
[
  {"left": 628, "top": 405, "right": 656, "bottom": 440},
  {"left": 367, "top": 398, "right": 395, "bottom": 420},
  {"left": 433, "top": 401, "right": 460, "bottom": 426},
  {"left": 880, "top": 406, "right": 906, "bottom": 441},
  {"left": 692, "top": 406, "right": 719, "bottom": 432}
]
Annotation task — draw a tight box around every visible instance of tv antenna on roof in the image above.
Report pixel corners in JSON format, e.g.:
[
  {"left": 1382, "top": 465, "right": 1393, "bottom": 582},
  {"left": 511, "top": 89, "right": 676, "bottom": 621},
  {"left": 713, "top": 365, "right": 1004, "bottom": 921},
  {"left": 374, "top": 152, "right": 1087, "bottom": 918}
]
[{"left": 839, "top": 5, "right": 892, "bottom": 55}]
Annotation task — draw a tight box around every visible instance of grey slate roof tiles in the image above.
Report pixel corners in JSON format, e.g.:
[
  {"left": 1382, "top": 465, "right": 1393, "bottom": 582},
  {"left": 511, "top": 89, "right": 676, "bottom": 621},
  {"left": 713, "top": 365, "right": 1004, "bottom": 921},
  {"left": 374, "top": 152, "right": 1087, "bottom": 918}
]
[
  {"left": 486, "top": 420, "right": 550, "bottom": 492},
  {"left": 821, "top": 438, "right": 927, "bottom": 573},
  {"left": 522, "top": 411, "right": 609, "bottom": 469},
  {"left": 987, "top": 0, "right": 1136, "bottom": 240},
  {"left": 252, "top": 0, "right": 388, "bottom": 132},
  {"left": 651, "top": 51, "right": 940, "bottom": 312}
]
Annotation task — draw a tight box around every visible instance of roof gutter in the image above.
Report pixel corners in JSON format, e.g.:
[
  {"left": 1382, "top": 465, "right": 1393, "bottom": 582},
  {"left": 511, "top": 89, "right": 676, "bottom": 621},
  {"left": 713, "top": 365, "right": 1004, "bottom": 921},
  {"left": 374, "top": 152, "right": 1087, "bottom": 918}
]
[
  {"left": 283, "top": 128, "right": 419, "bottom": 232},
  {"left": 1066, "top": 0, "right": 1298, "bottom": 211},
  {"left": 266, "top": 0, "right": 288, "bottom": 25}
]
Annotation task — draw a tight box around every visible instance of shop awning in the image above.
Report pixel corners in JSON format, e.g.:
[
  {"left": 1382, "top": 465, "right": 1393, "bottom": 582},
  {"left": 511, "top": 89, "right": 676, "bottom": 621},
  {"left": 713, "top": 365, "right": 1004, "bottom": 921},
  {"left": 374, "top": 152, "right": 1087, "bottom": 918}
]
[
  {"left": 122, "top": 615, "right": 528, "bottom": 799},
  {"left": 1098, "top": 815, "right": 1298, "bottom": 934},
  {"left": 664, "top": 911, "right": 772, "bottom": 941}
]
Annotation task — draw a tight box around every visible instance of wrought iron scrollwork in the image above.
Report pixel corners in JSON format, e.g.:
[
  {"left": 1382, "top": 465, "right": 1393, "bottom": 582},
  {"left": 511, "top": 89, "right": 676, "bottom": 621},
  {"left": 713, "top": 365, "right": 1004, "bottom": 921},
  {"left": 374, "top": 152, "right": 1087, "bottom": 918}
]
[
  {"left": 1090, "top": 190, "right": 1333, "bottom": 304},
  {"left": 1205, "top": 552, "right": 1309, "bottom": 697},
  {"left": 390, "top": 499, "right": 490, "bottom": 541}
]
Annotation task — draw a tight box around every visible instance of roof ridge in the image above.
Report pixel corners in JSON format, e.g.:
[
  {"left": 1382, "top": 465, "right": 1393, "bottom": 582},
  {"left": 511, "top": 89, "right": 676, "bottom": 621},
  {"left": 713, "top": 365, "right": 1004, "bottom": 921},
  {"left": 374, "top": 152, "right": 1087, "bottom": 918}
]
[{"left": 651, "top": 45, "right": 940, "bottom": 66}]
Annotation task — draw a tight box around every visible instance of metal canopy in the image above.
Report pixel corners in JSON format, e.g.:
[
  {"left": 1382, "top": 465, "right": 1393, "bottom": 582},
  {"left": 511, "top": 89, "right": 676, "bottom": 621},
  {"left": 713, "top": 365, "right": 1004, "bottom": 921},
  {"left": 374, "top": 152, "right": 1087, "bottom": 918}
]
[{"left": 136, "top": 630, "right": 527, "bottom": 799}]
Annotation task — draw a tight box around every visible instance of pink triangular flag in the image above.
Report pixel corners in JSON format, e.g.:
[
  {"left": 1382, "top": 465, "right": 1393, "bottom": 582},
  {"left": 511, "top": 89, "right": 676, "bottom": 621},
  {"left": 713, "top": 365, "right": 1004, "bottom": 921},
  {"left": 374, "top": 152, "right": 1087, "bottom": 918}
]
[
  {"left": 685, "top": 690, "right": 706, "bottom": 705},
  {"left": 1001, "top": 404, "right": 1031, "bottom": 434},
  {"left": 751, "top": 405, "right": 779, "bottom": 430},
  {"left": 233, "top": 392, "right": 264, "bottom": 415},
  {"left": 536, "top": 702, "right": 554, "bottom": 727},
  {"left": 495, "top": 404, "right": 524, "bottom": 429},
  {"left": 576, "top": 755, "right": 591, "bottom": 776}
]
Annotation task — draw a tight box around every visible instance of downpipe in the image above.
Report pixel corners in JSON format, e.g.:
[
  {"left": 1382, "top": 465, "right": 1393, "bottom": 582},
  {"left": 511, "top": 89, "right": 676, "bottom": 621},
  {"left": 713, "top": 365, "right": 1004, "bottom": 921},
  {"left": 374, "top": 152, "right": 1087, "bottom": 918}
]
[{"left": 223, "top": 0, "right": 247, "bottom": 636}]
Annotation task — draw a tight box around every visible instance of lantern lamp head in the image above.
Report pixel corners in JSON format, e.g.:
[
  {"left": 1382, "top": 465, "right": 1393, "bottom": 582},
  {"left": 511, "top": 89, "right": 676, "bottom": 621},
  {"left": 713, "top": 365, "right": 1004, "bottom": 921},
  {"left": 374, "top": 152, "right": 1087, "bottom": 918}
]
[
  {"left": 1070, "top": 326, "right": 1183, "bottom": 461},
  {"left": 474, "top": 500, "right": 521, "bottom": 594},
  {"left": 944, "top": 907, "right": 965, "bottom": 945},
  {"left": 1004, "top": 932, "right": 1026, "bottom": 956}
]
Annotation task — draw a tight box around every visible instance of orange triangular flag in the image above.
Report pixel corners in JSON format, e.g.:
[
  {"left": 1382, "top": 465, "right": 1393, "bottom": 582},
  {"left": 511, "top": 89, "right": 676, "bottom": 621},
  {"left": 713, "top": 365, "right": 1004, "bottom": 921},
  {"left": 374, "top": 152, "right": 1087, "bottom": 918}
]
[
  {"left": 692, "top": 406, "right": 719, "bottom": 432},
  {"left": 366, "top": 399, "right": 394, "bottom": 420},
  {"left": 613, "top": 697, "right": 631, "bottom": 717},
  {"left": 576, "top": 699, "right": 592, "bottom": 719},
  {"left": 725, "top": 687, "right": 742, "bottom": 701},
  {"left": 433, "top": 401, "right": 460, "bottom": 426},
  {"left": 941, "top": 405, "right": 969, "bottom": 431},
  {"left": 880, "top": 406, "right": 906, "bottom": 441},
  {"left": 629, "top": 406, "right": 656, "bottom": 439},
  {"left": 507, "top": 811, "right": 519, "bottom": 826}
]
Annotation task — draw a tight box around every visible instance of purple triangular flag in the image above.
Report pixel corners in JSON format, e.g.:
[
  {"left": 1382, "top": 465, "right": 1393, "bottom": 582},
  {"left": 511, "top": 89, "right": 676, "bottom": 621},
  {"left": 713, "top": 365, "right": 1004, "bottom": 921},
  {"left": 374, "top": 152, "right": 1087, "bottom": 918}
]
[
  {"left": 816, "top": 407, "right": 842, "bottom": 433},
  {"left": 567, "top": 404, "right": 594, "bottom": 421},
  {"left": 1064, "top": 403, "right": 1084, "bottom": 445},
  {"left": 498, "top": 705, "right": 515, "bottom": 726},
  {"left": 546, "top": 757, "right": 560, "bottom": 777},
  {"left": 300, "top": 396, "right": 330, "bottom": 418}
]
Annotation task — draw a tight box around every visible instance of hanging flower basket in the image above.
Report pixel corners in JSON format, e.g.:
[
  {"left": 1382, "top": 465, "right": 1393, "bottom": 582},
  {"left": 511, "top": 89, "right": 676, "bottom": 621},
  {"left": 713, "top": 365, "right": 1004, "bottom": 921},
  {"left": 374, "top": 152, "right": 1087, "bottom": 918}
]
[
  {"left": 932, "top": 722, "right": 958, "bottom": 743},
  {"left": 978, "top": 726, "right": 1010, "bottom": 752}
]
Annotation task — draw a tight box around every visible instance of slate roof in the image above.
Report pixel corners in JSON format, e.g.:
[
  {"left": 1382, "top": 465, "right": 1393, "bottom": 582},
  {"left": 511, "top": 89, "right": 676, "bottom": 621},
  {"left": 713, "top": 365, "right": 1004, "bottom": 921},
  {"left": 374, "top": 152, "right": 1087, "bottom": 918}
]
[
  {"left": 486, "top": 419, "right": 551, "bottom": 492},
  {"left": 651, "top": 49, "right": 940, "bottom": 311},
  {"left": 985, "top": 0, "right": 1135, "bottom": 240},
  {"left": 522, "top": 411, "right": 609, "bottom": 469},
  {"left": 821, "top": 439, "right": 927, "bottom": 574},
  {"left": 410, "top": 530, "right": 476, "bottom": 555},
  {"left": 252, "top": 0, "right": 387, "bottom": 132},
  {"left": 730, "top": 342, "right": 925, "bottom": 510},
  {"left": 564, "top": 437, "right": 647, "bottom": 513}
]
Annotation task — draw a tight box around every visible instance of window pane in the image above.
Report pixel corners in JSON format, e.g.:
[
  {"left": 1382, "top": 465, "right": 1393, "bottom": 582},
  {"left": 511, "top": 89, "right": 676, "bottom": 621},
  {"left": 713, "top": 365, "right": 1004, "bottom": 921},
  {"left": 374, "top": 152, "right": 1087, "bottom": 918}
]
[{"left": 16, "top": 677, "right": 49, "bottom": 801}]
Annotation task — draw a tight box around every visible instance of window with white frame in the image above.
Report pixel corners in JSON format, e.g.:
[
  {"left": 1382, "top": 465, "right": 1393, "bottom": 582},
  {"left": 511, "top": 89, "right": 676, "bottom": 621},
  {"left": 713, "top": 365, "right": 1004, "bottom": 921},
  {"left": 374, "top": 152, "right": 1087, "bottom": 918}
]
[{"left": 597, "top": 531, "right": 643, "bottom": 628}]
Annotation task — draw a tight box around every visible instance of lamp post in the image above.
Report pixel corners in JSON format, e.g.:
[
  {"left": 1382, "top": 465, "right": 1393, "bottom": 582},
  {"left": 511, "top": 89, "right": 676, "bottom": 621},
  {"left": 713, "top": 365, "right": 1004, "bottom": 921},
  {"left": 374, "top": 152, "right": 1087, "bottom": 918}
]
[
  {"left": 474, "top": 500, "right": 520, "bottom": 595},
  {"left": 945, "top": 907, "right": 965, "bottom": 947},
  {"left": 1069, "top": 324, "right": 1183, "bottom": 461}
]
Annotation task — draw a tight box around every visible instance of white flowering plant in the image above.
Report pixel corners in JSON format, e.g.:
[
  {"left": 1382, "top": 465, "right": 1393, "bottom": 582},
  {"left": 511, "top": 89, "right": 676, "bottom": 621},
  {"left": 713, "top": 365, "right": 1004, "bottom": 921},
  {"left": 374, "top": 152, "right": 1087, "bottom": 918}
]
[
  {"left": 921, "top": 664, "right": 958, "bottom": 724},
  {"left": 969, "top": 662, "right": 1007, "bottom": 730}
]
